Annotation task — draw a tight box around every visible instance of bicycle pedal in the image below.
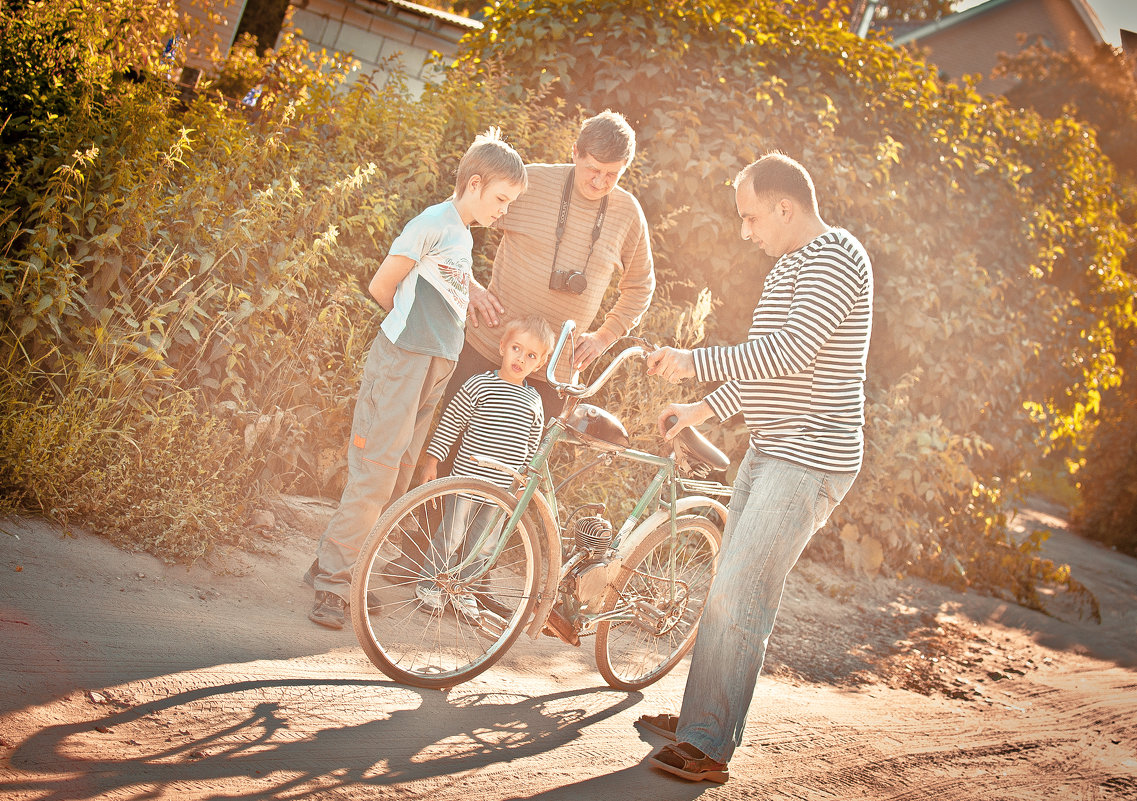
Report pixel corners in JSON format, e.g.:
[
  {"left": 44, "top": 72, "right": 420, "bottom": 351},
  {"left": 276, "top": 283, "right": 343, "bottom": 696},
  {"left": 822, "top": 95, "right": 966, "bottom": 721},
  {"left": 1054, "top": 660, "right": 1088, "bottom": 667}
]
[
  {"left": 541, "top": 607, "right": 581, "bottom": 647},
  {"left": 475, "top": 610, "right": 508, "bottom": 639}
]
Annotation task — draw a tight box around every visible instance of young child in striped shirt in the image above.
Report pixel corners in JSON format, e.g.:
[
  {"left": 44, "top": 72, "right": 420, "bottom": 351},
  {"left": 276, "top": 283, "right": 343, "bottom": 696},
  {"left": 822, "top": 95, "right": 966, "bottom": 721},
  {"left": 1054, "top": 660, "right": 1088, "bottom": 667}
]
[{"left": 415, "top": 315, "right": 556, "bottom": 614}]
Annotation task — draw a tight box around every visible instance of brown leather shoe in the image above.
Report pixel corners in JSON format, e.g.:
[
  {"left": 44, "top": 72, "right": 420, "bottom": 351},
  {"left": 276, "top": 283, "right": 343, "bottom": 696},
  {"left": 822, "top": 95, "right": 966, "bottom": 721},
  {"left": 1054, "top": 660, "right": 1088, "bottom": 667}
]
[
  {"left": 636, "top": 712, "right": 678, "bottom": 741},
  {"left": 648, "top": 741, "right": 729, "bottom": 783}
]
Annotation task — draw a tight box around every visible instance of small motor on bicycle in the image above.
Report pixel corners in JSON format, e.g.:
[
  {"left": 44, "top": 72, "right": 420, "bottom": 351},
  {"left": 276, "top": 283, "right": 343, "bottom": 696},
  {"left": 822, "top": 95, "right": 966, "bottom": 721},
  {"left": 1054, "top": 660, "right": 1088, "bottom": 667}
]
[{"left": 560, "top": 509, "right": 622, "bottom": 613}]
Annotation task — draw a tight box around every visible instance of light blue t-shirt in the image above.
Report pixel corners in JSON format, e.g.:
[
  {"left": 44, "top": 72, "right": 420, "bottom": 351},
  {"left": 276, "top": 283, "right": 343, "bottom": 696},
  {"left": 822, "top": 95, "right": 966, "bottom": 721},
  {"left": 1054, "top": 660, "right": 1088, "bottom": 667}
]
[{"left": 381, "top": 199, "right": 472, "bottom": 360}]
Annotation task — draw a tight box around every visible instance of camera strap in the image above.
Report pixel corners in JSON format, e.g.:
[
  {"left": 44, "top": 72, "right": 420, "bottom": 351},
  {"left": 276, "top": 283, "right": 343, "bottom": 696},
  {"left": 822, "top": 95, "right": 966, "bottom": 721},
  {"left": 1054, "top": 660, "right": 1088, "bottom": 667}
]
[{"left": 551, "top": 167, "right": 608, "bottom": 279}]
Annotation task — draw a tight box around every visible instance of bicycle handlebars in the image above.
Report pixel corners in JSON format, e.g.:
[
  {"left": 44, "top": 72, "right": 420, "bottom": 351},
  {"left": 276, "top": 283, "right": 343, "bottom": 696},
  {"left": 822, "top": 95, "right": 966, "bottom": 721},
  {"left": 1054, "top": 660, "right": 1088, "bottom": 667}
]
[{"left": 546, "top": 320, "right": 649, "bottom": 400}]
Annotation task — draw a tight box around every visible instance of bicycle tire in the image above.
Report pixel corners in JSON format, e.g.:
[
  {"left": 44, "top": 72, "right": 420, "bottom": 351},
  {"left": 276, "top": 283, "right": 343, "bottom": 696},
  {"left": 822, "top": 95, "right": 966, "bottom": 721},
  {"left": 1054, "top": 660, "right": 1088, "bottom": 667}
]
[
  {"left": 350, "top": 476, "right": 541, "bottom": 689},
  {"left": 594, "top": 515, "right": 721, "bottom": 691}
]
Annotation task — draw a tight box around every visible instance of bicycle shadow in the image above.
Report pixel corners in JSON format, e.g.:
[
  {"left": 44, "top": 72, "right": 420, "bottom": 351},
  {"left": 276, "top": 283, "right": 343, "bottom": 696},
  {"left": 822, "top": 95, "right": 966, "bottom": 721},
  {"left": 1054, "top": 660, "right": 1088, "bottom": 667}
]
[{"left": 2, "top": 677, "right": 642, "bottom": 800}]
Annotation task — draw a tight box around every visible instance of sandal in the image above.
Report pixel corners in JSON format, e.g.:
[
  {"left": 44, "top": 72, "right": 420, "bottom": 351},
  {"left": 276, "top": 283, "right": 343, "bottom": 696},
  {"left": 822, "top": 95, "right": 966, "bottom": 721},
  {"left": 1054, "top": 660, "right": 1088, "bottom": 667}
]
[
  {"left": 648, "top": 741, "right": 729, "bottom": 783},
  {"left": 636, "top": 712, "right": 678, "bottom": 741}
]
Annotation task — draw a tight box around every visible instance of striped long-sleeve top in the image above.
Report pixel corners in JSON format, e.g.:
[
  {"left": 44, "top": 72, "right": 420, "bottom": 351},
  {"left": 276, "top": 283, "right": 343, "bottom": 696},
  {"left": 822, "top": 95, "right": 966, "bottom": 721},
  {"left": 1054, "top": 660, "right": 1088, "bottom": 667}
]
[
  {"left": 425, "top": 371, "right": 544, "bottom": 488},
  {"left": 696, "top": 228, "right": 874, "bottom": 473}
]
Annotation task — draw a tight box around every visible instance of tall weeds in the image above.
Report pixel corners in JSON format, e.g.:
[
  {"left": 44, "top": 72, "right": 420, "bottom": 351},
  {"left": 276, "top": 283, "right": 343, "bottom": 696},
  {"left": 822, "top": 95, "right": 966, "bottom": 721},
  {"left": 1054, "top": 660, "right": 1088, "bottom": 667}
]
[{"left": 0, "top": 0, "right": 590, "bottom": 560}]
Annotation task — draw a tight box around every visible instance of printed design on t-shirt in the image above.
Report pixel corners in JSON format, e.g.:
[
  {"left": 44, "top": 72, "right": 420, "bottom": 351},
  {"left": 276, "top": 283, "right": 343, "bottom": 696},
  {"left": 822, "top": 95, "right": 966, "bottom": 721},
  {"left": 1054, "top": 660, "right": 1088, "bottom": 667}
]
[{"left": 437, "top": 258, "right": 472, "bottom": 305}]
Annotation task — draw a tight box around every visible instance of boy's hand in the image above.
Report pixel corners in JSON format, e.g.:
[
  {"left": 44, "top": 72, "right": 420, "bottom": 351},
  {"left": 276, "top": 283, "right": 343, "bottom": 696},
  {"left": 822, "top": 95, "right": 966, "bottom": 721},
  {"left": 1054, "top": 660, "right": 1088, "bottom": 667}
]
[
  {"left": 467, "top": 283, "right": 504, "bottom": 328},
  {"left": 369, "top": 254, "right": 416, "bottom": 311},
  {"left": 419, "top": 457, "right": 439, "bottom": 484},
  {"left": 646, "top": 347, "right": 696, "bottom": 384}
]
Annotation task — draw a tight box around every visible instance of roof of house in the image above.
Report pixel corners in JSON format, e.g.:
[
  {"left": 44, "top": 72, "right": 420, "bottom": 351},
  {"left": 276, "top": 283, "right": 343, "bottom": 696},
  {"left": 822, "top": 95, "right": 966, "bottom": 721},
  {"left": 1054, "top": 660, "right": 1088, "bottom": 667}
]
[
  {"left": 1122, "top": 28, "right": 1137, "bottom": 56},
  {"left": 358, "top": 0, "right": 483, "bottom": 31},
  {"left": 892, "top": 0, "right": 1105, "bottom": 46}
]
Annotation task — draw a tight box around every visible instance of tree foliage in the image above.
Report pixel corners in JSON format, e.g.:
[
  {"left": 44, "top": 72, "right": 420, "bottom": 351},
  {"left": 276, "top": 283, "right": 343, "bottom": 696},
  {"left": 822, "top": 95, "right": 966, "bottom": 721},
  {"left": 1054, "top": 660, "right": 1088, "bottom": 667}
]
[
  {"left": 795, "top": 0, "right": 955, "bottom": 25},
  {"left": 996, "top": 42, "right": 1137, "bottom": 179},
  {"left": 869, "top": 0, "right": 954, "bottom": 23},
  {"left": 995, "top": 42, "right": 1137, "bottom": 555},
  {"left": 457, "top": 0, "right": 1132, "bottom": 607}
]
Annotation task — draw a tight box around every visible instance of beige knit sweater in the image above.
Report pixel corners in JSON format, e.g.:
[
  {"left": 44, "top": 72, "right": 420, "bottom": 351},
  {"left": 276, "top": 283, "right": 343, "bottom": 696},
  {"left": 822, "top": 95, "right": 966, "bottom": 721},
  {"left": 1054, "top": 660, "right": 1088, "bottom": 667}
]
[{"left": 465, "top": 163, "right": 656, "bottom": 382}]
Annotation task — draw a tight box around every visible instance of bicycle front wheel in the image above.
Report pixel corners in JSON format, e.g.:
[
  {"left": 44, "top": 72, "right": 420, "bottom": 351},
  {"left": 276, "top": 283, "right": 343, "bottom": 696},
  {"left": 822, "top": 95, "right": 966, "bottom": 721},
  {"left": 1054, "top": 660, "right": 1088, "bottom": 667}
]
[
  {"left": 350, "top": 476, "right": 541, "bottom": 689},
  {"left": 595, "top": 515, "right": 721, "bottom": 691}
]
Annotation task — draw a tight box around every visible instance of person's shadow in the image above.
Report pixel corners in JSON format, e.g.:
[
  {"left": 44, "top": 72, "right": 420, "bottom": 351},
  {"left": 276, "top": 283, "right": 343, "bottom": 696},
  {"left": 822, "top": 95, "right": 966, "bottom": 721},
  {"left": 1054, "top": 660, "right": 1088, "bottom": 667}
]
[{"left": 2, "top": 677, "right": 646, "bottom": 799}]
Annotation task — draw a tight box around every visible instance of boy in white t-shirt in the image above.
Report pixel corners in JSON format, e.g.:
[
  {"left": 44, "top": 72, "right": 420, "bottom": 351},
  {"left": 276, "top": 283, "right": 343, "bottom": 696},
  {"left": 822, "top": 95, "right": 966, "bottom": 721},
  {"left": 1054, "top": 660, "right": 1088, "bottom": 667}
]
[{"left": 307, "top": 129, "right": 527, "bottom": 630}]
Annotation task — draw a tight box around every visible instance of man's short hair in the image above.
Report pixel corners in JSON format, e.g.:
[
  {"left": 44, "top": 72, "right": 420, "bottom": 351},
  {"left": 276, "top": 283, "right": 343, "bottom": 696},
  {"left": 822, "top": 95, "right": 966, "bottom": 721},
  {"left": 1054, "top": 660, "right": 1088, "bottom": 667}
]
[
  {"left": 575, "top": 110, "right": 636, "bottom": 165},
  {"left": 455, "top": 127, "right": 527, "bottom": 198},
  {"left": 735, "top": 152, "right": 819, "bottom": 213},
  {"left": 501, "top": 315, "right": 556, "bottom": 359}
]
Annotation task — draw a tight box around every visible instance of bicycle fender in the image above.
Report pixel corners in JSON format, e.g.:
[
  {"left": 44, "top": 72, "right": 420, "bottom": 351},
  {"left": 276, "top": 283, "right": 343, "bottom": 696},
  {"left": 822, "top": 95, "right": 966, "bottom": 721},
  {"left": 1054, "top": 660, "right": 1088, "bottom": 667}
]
[
  {"left": 522, "top": 489, "right": 563, "bottom": 640},
  {"left": 618, "top": 496, "right": 729, "bottom": 558}
]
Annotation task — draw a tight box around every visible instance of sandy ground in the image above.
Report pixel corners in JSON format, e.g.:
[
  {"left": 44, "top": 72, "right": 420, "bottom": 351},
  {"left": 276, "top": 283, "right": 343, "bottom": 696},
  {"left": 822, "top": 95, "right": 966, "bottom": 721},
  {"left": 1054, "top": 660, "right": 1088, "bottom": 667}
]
[{"left": 1, "top": 501, "right": 1135, "bottom": 800}]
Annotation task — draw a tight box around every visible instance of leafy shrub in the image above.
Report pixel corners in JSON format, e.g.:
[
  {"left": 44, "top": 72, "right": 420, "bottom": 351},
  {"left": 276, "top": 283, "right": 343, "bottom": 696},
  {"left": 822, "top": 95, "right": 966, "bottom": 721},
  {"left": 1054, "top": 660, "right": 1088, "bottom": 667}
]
[
  {"left": 995, "top": 41, "right": 1137, "bottom": 556},
  {"left": 0, "top": 323, "right": 255, "bottom": 561},
  {"left": 1072, "top": 344, "right": 1137, "bottom": 557},
  {"left": 0, "top": 0, "right": 582, "bottom": 558},
  {"left": 456, "top": 0, "right": 1134, "bottom": 605}
]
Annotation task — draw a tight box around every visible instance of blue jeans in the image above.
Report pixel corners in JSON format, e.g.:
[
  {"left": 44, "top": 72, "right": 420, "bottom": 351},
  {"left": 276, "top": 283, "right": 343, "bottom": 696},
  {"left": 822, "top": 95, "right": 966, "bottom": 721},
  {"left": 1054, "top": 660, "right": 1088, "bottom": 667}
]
[{"left": 676, "top": 449, "right": 857, "bottom": 763}]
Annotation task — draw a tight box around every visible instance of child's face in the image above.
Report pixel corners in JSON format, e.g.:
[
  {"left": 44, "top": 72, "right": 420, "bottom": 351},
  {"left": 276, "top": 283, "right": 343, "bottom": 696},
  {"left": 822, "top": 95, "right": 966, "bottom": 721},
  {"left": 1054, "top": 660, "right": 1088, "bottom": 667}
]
[
  {"left": 467, "top": 177, "right": 525, "bottom": 227},
  {"left": 498, "top": 331, "right": 549, "bottom": 385}
]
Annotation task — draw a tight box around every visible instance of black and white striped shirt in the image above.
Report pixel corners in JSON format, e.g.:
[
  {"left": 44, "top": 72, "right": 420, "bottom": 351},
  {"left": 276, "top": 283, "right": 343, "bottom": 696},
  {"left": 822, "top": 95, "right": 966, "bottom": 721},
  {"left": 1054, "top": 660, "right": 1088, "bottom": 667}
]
[
  {"left": 426, "top": 371, "right": 544, "bottom": 488},
  {"left": 696, "top": 228, "right": 873, "bottom": 473}
]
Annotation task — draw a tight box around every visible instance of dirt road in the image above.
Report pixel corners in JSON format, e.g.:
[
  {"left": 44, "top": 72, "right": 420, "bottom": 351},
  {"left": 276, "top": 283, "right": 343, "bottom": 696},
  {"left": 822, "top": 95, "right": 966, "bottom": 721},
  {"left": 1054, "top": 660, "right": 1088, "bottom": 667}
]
[{"left": 2, "top": 504, "right": 1135, "bottom": 800}]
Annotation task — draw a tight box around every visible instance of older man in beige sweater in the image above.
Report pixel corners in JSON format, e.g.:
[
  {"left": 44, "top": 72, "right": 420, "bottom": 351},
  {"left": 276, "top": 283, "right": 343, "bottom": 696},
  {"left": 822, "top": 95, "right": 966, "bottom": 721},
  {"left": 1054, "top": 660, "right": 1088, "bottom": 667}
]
[{"left": 445, "top": 109, "right": 656, "bottom": 415}]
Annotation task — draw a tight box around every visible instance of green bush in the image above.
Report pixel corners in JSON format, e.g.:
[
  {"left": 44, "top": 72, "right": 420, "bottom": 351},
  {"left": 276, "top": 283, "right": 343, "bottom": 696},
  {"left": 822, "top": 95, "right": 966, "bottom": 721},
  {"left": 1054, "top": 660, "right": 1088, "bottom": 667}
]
[
  {"left": 456, "top": 0, "right": 1134, "bottom": 606},
  {"left": 1, "top": 0, "right": 1131, "bottom": 620},
  {"left": 0, "top": 325, "right": 256, "bottom": 562}
]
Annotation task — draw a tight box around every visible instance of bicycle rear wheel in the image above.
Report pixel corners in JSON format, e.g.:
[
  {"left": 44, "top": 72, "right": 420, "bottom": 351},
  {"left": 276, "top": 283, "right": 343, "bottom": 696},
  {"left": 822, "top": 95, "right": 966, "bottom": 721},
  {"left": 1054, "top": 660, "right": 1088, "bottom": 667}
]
[
  {"left": 594, "top": 515, "right": 721, "bottom": 691},
  {"left": 350, "top": 476, "right": 541, "bottom": 689}
]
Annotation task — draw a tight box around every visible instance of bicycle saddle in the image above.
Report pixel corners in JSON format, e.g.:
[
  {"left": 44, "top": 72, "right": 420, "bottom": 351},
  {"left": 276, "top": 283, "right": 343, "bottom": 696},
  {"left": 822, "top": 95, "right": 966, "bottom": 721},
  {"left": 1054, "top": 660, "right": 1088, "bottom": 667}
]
[{"left": 666, "top": 415, "right": 730, "bottom": 479}]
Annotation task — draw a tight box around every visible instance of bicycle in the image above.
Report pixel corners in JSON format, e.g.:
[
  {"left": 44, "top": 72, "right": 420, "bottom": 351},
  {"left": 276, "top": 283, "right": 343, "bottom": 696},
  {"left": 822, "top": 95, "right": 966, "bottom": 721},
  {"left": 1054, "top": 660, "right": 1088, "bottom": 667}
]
[{"left": 349, "top": 320, "right": 733, "bottom": 690}]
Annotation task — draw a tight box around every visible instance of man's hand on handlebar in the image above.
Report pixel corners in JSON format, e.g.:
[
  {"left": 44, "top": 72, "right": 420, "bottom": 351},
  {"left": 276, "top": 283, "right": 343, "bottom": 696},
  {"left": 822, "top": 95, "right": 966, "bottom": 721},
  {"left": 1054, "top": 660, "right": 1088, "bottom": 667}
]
[
  {"left": 646, "top": 346, "right": 696, "bottom": 384},
  {"left": 659, "top": 401, "right": 714, "bottom": 441},
  {"left": 573, "top": 329, "right": 616, "bottom": 371}
]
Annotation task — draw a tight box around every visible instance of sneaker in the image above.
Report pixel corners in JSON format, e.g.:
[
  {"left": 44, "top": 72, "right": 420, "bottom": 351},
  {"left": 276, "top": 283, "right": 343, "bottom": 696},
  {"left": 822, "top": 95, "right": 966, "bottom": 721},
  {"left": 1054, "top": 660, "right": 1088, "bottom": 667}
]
[
  {"left": 308, "top": 590, "right": 346, "bottom": 630},
  {"left": 415, "top": 582, "right": 445, "bottom": 614}
]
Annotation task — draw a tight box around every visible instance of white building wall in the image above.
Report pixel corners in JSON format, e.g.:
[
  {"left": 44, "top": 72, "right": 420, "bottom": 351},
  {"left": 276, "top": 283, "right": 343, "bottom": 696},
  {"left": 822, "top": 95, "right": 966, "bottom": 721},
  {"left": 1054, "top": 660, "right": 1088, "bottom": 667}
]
[{"left": 288, "top": 0, "right": 479, "bottom": 95}]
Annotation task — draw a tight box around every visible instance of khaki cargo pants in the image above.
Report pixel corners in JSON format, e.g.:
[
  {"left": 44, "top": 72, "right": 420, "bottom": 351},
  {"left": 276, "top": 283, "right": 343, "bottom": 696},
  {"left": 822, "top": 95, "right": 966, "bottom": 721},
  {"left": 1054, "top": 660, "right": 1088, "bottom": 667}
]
[{"left": 311, "top": 331, "right": 455, "bottom": 600}]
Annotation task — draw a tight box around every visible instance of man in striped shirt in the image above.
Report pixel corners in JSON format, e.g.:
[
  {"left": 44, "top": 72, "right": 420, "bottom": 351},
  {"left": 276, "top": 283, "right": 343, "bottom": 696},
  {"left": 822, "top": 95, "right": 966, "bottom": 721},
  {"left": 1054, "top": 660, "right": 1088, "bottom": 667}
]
[{"left": 640, "top": 152, "right": 874, "bottom": 783}]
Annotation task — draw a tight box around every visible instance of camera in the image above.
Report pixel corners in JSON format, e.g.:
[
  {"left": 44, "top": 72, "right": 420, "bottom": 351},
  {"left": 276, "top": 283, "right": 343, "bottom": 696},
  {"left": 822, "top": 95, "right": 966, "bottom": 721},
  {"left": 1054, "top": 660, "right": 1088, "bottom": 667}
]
[{"left": 549, "top": 269, "right": 588, "bottom": 295}]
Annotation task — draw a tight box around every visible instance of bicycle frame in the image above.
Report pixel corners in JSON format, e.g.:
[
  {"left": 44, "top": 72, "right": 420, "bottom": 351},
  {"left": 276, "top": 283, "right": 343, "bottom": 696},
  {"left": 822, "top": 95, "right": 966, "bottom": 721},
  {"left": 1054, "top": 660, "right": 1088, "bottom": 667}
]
[{"left": 444, "top": 320, "right": 730, "bottom": 641}]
